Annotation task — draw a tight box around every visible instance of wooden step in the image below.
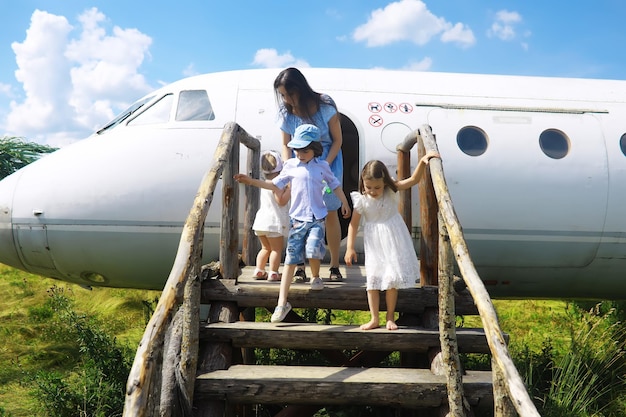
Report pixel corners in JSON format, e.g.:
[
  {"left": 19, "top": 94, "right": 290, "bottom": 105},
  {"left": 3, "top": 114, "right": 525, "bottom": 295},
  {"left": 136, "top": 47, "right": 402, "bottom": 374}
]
[
  {"left": 194, "top": 365, "right": 493, "bottom": 408},
  {"left": 201, "top": 273, "right": 478, "bottom": 315},
  {"left": 201, "top": 321, "right": 494, "bottom": 354}
]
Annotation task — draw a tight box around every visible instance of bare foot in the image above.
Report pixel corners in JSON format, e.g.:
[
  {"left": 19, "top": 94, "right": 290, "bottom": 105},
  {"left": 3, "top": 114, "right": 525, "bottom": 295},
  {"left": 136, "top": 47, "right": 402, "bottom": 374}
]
[
  {"left": 386, "top": 320, "right": 398, "bottom": 330},
  {"left": 360, "top": 320, "right": 380, "bottom": 330}
]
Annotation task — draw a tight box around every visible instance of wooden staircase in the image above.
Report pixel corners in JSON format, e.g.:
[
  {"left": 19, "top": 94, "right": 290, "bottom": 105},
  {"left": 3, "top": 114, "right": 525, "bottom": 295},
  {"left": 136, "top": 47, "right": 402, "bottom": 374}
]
[
  {"left": 122, "top": 123, "right": 540, "bottom": 417},
  {"left": 191, "top": 266, "right": 496, "bottom": 416}
]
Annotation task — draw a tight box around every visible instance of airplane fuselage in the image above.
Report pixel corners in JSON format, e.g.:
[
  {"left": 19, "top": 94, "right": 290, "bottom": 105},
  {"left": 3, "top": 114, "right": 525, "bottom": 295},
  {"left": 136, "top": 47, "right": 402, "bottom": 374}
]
[{"left": 1, "top": 68, "right": 625, "bottom": 299}]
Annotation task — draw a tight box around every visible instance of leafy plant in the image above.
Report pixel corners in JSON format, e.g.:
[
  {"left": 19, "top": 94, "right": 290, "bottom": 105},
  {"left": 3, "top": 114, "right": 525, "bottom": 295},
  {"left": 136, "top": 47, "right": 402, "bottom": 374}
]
[
  {"left": 0, "top": 136, "right": 57, "bottom": 179},
  {"left": 540, "top": 304, "right": 626, "bottom": 417},
  {"left": 30, "top": 286, "right": 131, "bottom": 417}
]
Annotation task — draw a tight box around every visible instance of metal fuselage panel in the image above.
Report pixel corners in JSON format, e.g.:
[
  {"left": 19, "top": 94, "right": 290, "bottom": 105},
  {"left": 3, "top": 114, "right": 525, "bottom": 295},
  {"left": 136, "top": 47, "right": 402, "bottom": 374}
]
[{"left": 0, "top": 68, "right": 625, "bottom": 297}]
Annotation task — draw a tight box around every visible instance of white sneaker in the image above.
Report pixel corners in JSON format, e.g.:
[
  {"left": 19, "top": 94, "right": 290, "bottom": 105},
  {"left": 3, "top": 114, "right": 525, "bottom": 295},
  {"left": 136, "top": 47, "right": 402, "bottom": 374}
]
[
  {"left": 271, "top": 302, "right": 291, "bottom": 323},
  {"left": 310, "top": 277, "right": 324, "bottom": 291}
]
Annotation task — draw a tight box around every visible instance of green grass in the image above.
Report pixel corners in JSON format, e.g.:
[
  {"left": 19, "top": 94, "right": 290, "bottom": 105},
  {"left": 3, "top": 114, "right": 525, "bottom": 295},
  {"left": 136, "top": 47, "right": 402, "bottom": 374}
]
[
  {"left": 465, "top": 299, "right": 574, "bottom": 355},
  {"left": 0, "top": 264, "right": 159, "bottom": 417},
  {"left": 1, "top": 263, "right": 624, "bottom": 416}
]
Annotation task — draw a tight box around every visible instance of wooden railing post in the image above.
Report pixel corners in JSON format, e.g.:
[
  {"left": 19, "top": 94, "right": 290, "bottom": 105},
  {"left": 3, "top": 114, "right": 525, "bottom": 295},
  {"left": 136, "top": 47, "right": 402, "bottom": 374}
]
[
  {"left": 221, "top": 127, "right": 239, "bottom": 280},
  {"left": 397, "top": 132, "right": 438, "bottom": 286},
  {"left": 417, "top": 123, "right": 539, "bottom": 417},
  {"left": 416, "top": 133, "right": 438, "bottom": 286},
  {"left": 438, "top": 212, "right": 465, "bottom": 416},
  {"left": 123, "top": 122, "right": 261, "bottom": 416},
  {"left": 397, "top": 141, "right": 413, "bottom": 229},
  {"left": 242, "top": 140, "right": 261, "bottom": 267}
]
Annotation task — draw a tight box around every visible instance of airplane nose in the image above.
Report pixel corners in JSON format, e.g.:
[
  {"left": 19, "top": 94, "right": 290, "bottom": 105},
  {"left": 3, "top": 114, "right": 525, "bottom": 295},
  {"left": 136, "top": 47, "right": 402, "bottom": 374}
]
[{"left": 0, "top": 172, "right": 26, "bottom": 271}]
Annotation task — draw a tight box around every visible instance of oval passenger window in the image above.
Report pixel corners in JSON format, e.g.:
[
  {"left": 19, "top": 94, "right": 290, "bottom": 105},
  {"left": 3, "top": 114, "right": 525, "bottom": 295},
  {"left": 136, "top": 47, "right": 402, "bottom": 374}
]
[
  {"left": 539, "top": 129, "right": 569, "bottom": 159},
  {"left": 457, "top": 126, "right": 488, "bottom": 156}
]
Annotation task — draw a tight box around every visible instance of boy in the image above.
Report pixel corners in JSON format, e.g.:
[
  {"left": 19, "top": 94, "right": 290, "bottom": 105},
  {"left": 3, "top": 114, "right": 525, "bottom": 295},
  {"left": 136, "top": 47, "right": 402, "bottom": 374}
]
[{"left": 234, "top": 124, "right": 350, "bottom": 322}]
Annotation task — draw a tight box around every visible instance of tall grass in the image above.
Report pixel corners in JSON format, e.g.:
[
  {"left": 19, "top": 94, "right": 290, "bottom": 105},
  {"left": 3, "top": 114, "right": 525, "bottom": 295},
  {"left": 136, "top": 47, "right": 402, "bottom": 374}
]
[
  {"left": 1, "top": 263, "right": 625, "bottom": 416},
  {"left": 540, "top": 304, "right": 626, "bottom": 416},
  {"left": 0, "top": 265, "right": 159, "bottom": 417}
]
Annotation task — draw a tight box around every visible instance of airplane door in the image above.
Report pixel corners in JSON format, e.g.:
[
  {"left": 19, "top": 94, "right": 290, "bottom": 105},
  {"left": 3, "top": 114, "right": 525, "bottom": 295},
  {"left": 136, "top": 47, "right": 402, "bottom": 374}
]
[
  {"left": 15, "top": 224, "right": 57, "bottom": 272},
  {"left": 427, "top": 109, "right": 608, "bottom": 268},
  {"left": 339, "top": 114, "right": 360, "bottom": 238}
]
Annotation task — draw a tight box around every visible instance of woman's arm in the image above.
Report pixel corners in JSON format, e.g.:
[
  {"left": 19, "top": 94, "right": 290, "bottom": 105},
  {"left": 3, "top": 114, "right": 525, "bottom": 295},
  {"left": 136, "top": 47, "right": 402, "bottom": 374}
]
[
  {"left": 325, "top": 113, "right": 343, "bottom": 165},
  {"left": 281, "top": 130, "right": 292, "bottom": 163}
]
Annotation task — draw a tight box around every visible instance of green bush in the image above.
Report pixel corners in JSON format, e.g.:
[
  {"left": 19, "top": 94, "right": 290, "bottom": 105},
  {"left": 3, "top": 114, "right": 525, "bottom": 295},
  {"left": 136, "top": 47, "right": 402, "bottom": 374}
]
[
  {"left": 541, "top": 304, "right": 626, "bottom": 416},
  {"left": 512, "top": 302, "right": 626, "bottom": 416},
  {"left": 29, "top": 286, "right": 132, "bottom": 417}
]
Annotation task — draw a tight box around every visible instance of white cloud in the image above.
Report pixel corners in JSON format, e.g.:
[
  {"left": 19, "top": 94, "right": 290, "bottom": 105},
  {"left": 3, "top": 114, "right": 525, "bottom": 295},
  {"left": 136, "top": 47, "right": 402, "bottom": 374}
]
[
  {"left": 370, "top": 56, "right": 432, "bottom": 72},
  {"left": 353, "top": 0, "right": 475, "bottom": 48},
  {"left": 252, "top": 48, "right": 310, "bottom": 68},
  {"left": 0, "top": 83, "right": 12, "bottom": 97},
  {"left": 441, "top": 23, "right": 475, "bottom": 48},
  {"left": 183, "top": 63, "right": 199, "bottom": 78},
  {"left": 4, "top": 8, "right": 153, "bottom": 147},
  {"left": 403, "top": 57, "right": 433, "bottom": 71},
  {"left": 488, "top": 10, "right": 523, "bottom": 41}
]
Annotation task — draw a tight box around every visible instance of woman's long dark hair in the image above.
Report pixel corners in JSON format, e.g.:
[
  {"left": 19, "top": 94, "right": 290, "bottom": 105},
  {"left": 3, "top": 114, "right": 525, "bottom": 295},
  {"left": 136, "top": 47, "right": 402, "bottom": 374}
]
[{"left": 274, "top": 67, "right": 334, "bottom": 121}]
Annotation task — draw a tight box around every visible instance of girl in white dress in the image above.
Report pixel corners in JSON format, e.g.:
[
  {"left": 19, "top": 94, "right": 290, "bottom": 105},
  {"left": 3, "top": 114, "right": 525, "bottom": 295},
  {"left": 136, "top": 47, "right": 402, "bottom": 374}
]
[
  {"left": 252, "top": 150, "right": 290, "bottom": 281},
  {"left": 344, "top": 153, "right": 440, "bottom": 330}
]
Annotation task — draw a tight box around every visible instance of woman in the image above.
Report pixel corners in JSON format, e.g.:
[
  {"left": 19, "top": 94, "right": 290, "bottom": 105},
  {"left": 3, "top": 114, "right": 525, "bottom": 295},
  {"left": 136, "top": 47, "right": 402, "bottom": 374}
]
[{"left": 274, "top": 67, "right": 344, "bottom": 281}]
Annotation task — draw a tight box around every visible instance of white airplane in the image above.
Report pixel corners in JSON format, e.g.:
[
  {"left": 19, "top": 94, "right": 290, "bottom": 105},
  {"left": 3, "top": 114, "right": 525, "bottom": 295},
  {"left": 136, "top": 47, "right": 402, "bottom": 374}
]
[{"left": 0, "top": 68, "right": 625, "bottom": 299}]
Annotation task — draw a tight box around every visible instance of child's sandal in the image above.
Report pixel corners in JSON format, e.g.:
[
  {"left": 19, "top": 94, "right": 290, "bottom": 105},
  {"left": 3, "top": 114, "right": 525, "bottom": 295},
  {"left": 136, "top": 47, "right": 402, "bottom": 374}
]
[
  {"left": 329, "top": 267, "right": 343, "bottom": 281},
  {"left": 253, "top": 269, "right": 268, "bottom": 280},
  {"left": 268, "top": 272, "right": 281, "bottom": 282}
]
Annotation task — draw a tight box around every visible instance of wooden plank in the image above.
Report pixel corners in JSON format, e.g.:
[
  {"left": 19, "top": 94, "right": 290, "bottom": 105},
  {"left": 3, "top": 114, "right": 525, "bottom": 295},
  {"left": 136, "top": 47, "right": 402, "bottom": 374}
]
[
  {"left": 194, "top": 365, "right": 493, "bottom": 409},
  {"left": 202, "top": 266, "right": 479, "bottom": 316},
  {"left": 201, "top": 321, "right": 495, "bottom": 354}
]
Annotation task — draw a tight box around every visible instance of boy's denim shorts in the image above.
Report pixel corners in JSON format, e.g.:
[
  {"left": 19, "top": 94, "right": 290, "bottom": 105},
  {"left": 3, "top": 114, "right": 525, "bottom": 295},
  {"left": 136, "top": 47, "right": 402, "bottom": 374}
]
[
  {"left": 285, "top": 218, "right": 326, "bottom": 265},
  {"left": 323, "top": 191, "right": 342, "bottom": 211}
]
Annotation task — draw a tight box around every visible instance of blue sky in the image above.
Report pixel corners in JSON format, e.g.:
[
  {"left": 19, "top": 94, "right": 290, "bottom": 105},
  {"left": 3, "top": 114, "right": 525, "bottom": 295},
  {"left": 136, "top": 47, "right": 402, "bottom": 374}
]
[{"left": 1, "top": 0, "right": 625, "bottom": 146}]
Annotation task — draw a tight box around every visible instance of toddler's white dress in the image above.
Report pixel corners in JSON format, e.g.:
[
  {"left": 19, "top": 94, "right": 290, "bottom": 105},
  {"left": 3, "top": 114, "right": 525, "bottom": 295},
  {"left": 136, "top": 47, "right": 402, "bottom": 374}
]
[
  {"left": 253, "top": 188, "right": 289, "bottom": 236},
  {"left": 350, "top": 189, "right": 420, "bottom": 291}
]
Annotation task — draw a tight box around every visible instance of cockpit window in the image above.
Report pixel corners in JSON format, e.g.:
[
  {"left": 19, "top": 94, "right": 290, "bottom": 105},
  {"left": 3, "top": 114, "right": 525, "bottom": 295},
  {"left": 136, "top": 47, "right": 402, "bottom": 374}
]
[
  {"left": 457, "top": 126, "right": 488, "bottom": 156},
  {"left": 127, "top": 94, "right": 173, "bottom": 126},
  {"left": 96, "top": 95, "right": 155, "bottom": 134},
  {"left": 620, "top": 133, "right": 626, "bottom": 157},
  {"left": 539, "top": 129, "right": 569, "bottom": 159},
  {"left": 176, "top": 90, "right": 215, "bottom": 121}
]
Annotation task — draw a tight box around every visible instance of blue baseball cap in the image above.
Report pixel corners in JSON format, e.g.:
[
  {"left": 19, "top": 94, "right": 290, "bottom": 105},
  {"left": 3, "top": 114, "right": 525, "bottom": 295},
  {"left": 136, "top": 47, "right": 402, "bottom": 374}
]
[{"left": 287, "top": 124, "right": 320, "bottom": 149}]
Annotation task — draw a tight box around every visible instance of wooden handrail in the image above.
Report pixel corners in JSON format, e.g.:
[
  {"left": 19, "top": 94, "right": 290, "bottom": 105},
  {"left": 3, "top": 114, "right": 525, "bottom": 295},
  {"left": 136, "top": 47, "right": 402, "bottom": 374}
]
[
  {"left": 415, "top": 124, "right": 540, "bottom": 416},
  {"left": 124, "top": 119, "right": 537, "bottom": 416},
  {"left": 397, "top": 135, "right": 438, "bottom": 286},
  {"left": 123, "top": 122, "right": 260, "bottom": 416}
]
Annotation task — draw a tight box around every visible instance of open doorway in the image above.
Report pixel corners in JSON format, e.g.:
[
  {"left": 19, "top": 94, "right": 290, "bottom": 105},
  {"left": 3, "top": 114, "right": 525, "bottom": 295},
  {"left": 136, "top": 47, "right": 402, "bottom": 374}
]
[{"left": 338, "top": 114, "right": 359, "bottom": 239}]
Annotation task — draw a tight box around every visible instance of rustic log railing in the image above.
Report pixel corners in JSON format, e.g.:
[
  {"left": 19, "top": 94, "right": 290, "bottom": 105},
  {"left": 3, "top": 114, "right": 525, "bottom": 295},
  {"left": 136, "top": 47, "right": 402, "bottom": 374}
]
[
  {"left": 400, "top": 124, "right": 540, "bottom": 417},
  {"left": 122, "top": 122, "right": 260, "bottom": 417},
  {"left": 123, "top": 120, "right": 539, "bottom": 416}
]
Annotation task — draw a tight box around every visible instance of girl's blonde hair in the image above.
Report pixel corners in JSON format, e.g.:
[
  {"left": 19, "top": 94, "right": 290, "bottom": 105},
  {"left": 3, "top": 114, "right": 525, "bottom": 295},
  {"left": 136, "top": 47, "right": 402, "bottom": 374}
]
[
  {"left": 261, "top": 150, "right": 283, "bottom": 179},
  {"left": 358, "top": 160, "right": 398, "bottom": 193}
]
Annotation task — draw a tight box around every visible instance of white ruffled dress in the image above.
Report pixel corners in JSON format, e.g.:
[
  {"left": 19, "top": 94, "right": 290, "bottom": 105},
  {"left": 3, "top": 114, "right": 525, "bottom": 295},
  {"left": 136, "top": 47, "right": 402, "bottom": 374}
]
[
  {"left": 252, "top": 188, "right": 289, "bottom": 236},
  {"left": 350, "top": 189, "right": 420, "bottom": 291}
]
